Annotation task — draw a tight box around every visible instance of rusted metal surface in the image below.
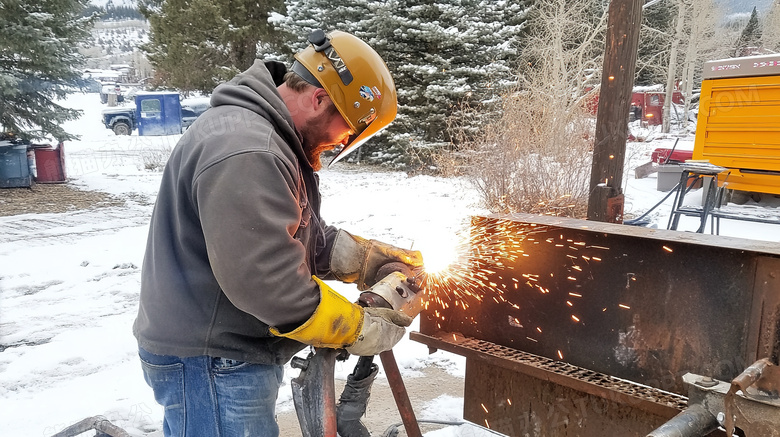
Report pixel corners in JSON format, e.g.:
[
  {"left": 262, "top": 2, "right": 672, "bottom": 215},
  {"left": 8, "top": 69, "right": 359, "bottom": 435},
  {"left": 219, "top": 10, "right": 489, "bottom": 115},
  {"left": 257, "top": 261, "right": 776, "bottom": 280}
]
[
  {"left": 419, "top": 214, "right": 780, "bottom": 395},
  {"left": 378, "top": 349, "right": 423, "bottom": 437},
  {"left": 411, "top": 332, "right": 694, "bottom": 436},
  {"left": 747, "top": 257, "right": 780, "bottom": 365},
  {"left": 413, "top": 213, "right": 780, "bottom": 435},
  {"left": 412, "top": 332, "right": 686, "bottom": 416}
]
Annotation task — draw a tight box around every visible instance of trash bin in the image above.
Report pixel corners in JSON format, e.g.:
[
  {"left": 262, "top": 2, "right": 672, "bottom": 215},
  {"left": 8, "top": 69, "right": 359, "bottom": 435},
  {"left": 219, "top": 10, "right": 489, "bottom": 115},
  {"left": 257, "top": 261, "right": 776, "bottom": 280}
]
[
  {"left": 33, "top": 142, "right": 66, "bottom": 183},
  {"left": 0, "top": 140, "right": 32, "bottom": 188}
]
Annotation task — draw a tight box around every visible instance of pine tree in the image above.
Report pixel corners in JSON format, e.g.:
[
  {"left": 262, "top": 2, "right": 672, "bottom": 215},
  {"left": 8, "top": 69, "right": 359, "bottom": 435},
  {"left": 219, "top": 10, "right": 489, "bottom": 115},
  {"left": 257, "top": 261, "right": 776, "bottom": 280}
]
[
  {"left": 280, "top": 0, "right": 529, "bottom": 168},
  {"left": 214, "top": 0, "right": 288, "bottom": 69},
  {"left": 0, "top": 0, "right": 96, "bottom": 141},
  {"left": 447, "top": 1, "right": 528, "bottom": 143},
  {"left": 281, "top": 0, "right": 372, "bottom": 55},
  {"left": 140, "top": 0, "right": 286, "bottom": 94},
  {"left": 636, "top": 0, "right": 675, "bottom": 85},
  {"left": 363, "top": 0, "right": 529, "bottom": 167},
  {"left": 735, "top": 6, "right": 762, "bottom": 56}
]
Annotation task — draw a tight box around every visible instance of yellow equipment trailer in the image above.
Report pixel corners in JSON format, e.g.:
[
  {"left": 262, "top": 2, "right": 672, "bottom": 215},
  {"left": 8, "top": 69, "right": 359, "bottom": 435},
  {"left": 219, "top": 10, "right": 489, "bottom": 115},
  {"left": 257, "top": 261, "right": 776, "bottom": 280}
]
[{"left": 693, "top": 54, "right": 780, "bottom": 195}]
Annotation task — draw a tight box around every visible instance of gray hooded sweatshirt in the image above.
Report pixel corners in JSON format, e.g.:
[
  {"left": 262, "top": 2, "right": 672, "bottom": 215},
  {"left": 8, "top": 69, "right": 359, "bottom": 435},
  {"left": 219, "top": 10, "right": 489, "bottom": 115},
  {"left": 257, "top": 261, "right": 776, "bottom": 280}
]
[{"left": 133, "top": 60, "right": 339, "bottom": 365}]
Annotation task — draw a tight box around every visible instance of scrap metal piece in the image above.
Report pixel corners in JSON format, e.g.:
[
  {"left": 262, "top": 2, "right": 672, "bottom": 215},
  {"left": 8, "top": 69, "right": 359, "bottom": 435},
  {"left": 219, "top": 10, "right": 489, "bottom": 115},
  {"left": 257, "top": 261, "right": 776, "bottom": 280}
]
[
  {"left": 291, "top": 348, "right": 340, "bottom": 437},
  {"left": 649, "top": 368, "right": 780, "bottom": 437},
  {"left": 724, "top": 359, "right": 780, "bottom": 437},
  {"left": 50, "top": 416, "right": 130, "bottom": 437}
]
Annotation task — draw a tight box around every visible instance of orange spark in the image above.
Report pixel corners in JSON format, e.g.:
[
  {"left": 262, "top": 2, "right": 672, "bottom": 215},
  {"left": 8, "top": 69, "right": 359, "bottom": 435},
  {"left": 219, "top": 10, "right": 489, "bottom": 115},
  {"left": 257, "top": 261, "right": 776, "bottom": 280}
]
[
  {"left": 619, "top": 304, "right": 631, "bottom": 309},
  {"left": 663, "top": 246, "right": 673, "bottom": 253},
  {"left": 571, "top": 315, "right": 580, "bottom": 322},
  {"left": 569, "top": 292, "right": 582, "bottom": 298},
  {"left": 557, "top": 350, "right": 564, "bottom": 359}
]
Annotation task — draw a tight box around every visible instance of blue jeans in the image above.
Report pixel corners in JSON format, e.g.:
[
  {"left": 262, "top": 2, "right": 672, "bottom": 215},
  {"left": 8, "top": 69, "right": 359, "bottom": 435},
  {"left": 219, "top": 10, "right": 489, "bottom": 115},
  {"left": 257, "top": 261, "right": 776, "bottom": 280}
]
[{"left": 139, "top": 347, "right": 284, "bottom": 437}]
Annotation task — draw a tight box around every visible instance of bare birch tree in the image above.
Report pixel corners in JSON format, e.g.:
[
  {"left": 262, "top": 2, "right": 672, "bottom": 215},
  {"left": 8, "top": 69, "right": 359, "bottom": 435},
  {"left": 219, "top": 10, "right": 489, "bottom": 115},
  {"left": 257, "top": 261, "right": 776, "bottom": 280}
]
[
  {"left": 679, "top": 0, "right": 724, "bottom": 128},
  {"left": 453, "top": 0, "right": 608, "bottom": 217},
  {"left": 662, "top": 0, "right": 728, "bottom": 133},
  {"left": 662, "top": 1, "right": 686, "bottom": 133},
  {"left": 763, "top": 0, "right": 780, "bottom": 52}
]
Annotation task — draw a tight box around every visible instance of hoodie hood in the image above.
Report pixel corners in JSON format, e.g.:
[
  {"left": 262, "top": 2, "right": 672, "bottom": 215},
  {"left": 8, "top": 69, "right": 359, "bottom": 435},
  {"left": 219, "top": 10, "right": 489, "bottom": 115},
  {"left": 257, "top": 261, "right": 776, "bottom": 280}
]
[{"left": 210, "top": 60, "right": 310, "bottom": 169}]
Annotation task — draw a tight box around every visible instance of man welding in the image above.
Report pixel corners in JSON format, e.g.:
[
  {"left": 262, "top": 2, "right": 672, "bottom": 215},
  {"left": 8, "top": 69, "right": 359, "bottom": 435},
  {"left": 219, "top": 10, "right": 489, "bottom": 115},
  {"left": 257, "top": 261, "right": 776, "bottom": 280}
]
[{"left": 133, "top": 30, "right": 423, "bottom": 437}]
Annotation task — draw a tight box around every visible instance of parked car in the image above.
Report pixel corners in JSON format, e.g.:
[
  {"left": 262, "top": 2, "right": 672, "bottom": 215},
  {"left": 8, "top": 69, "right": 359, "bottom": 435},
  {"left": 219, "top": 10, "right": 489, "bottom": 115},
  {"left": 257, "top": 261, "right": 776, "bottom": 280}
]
[
  {"left": 101, "top": 95, "right": 210, "bottom": 135},
  {"left": 180, "top": 97, "right": 211, "bottom": 130},
  {"left": 102, "top": 106, "right": 136, "bottom": 135}
]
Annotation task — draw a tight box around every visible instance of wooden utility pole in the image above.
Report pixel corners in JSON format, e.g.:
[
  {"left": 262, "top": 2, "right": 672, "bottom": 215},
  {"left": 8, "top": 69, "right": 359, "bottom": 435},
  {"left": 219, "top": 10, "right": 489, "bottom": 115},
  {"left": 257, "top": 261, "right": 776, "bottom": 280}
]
[{"left": 587, "top": 0, "right": 643, "bottom": 222}]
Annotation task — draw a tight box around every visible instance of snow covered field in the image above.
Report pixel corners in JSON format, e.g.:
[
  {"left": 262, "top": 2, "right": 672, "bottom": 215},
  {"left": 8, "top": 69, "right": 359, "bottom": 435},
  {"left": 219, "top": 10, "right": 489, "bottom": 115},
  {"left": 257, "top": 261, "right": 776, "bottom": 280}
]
[{"left": 2, "top": 92, "right": 779, "bottom": 436}]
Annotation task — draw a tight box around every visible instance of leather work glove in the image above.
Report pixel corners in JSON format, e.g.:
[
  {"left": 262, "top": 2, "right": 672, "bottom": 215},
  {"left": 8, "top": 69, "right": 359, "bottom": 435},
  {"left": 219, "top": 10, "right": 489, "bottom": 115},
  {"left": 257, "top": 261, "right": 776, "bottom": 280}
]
[
  {"left": 329, "top": 230, "right": 424, "bottom": 291},
  {"left": 269, "top": 277, "right": 411, "bottom": 355},
  {"left": 345, "top": 306, "right": 413, "bottom": 357}
]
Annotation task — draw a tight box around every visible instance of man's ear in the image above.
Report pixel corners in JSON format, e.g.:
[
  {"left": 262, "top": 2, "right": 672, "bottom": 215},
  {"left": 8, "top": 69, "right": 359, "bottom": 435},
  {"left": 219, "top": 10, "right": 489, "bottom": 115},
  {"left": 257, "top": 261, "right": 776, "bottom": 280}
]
[{"left": 311, "top": 88, "right": 332, "bottom": 112}]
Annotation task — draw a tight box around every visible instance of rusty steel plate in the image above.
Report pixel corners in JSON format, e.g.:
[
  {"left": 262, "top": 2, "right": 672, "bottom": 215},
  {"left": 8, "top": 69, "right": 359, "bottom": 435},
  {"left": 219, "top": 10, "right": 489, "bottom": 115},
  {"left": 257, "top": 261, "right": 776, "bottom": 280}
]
[{"left": 418, "top": 214, "right": 780, "bottom": 395}]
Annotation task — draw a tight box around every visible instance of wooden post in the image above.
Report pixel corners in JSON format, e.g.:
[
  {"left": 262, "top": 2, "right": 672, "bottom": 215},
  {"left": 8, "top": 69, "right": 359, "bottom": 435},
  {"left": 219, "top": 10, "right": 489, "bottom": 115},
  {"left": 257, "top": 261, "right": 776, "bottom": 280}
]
[{"left": 587, "top": 0, "right": 643, "bottom": 222}]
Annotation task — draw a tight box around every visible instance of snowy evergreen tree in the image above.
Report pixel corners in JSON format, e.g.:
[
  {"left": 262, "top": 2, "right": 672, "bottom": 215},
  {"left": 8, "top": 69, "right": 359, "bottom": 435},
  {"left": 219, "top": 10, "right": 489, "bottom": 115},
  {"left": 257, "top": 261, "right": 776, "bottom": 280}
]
[
  {"left": 216, "top": 0, "right": 288, "bottom": 69},
  {"left": 280, "top": 0, "right": 372, "bottom": 56},
  {"left": 447, "top": 1, "right": 528, "bottom": 143},
  {"left": 735, "top": 6, "right": 762, "bottom": 56},
  {"left": 0, "top": 0, "right": 96, "bottom": 141},
  {"left": 363, "top": 0, "right": 529, "bottom": 167},
  {"left": 140, "top": 0, "right": 286, "bottom": 94},
  {"left": 279, "top": 0, "right": 529, "bottom": 168}
]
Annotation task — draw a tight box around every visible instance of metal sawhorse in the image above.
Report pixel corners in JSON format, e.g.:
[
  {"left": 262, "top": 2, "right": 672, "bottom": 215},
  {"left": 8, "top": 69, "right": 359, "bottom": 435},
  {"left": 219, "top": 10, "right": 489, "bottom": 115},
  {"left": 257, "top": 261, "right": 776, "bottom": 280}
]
[{"left": 667, "top": 162, "right": 727, "bottom": 233}]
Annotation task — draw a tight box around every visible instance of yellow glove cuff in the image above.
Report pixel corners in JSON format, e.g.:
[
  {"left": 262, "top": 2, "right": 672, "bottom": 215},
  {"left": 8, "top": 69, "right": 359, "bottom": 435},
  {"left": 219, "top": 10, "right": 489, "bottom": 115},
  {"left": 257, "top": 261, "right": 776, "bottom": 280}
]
[{"left": 269, "top": 277, "right": 364, "bottom": 348}]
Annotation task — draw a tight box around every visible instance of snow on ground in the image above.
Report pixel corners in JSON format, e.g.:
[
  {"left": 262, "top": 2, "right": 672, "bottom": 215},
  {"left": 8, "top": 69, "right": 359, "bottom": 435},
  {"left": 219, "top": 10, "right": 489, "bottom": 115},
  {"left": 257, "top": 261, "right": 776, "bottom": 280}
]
[{"left": 2, "top": 92, "right": 779, "bottom": 436}]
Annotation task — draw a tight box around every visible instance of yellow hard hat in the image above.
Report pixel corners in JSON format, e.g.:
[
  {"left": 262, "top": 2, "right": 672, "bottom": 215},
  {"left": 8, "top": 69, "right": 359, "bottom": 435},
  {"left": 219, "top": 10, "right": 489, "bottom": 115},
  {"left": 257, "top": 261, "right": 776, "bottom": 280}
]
[{"left": 292, "top": 30, "right": 397, "bottom": 164}]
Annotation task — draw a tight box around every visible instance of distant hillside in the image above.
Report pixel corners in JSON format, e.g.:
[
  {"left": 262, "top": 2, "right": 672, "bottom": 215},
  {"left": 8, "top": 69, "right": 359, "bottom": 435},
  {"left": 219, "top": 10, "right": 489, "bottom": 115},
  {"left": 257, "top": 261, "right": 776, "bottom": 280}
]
[
  {"left": 89, "top": 0, "right": 137, "bottom": 7},
  {"left": 720, "top": 0, "right": 773, "bottom": 14}
]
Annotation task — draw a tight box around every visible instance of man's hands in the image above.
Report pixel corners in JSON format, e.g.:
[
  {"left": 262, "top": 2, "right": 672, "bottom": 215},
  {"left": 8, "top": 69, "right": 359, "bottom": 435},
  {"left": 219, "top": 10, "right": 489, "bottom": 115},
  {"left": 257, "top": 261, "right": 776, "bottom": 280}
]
[
  {"left": 345, "top": 307, "right": 413, "bottom": 357},
  {"left": 329, "top": 230, "right": 423, "bottom": 291},
  {"left": 270, "top": 276, "right": 414, "bottom": 356}
]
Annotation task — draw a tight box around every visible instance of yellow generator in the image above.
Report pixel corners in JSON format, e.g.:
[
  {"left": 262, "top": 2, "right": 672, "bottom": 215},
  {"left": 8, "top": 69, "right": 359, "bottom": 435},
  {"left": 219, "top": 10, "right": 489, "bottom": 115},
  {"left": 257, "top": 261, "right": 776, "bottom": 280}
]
[{"left": 693, "top": 54, "right": 780, "bottom": 195}]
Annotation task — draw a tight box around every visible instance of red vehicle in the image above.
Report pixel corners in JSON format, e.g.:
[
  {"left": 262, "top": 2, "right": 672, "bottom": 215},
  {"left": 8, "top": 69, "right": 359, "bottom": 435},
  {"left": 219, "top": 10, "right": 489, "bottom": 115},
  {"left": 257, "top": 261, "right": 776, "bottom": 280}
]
[{"left": 630, "top": 91, "right": 684, "bottom": 125}]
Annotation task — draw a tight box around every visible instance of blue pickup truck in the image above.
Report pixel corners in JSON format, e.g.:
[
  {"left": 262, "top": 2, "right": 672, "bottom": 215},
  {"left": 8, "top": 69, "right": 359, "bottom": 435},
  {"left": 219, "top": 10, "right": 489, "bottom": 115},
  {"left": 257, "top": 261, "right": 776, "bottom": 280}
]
[
  {"left": 102, "top": 106, "right": 136, "bottom": 135},
  {"left": 102, "top": 94, "right": 210, "bottom": 136}
]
